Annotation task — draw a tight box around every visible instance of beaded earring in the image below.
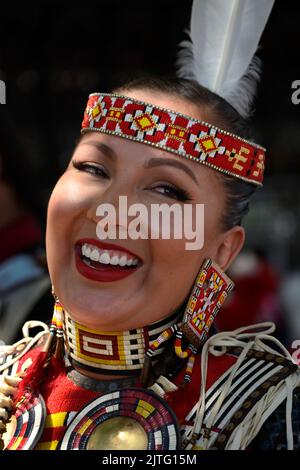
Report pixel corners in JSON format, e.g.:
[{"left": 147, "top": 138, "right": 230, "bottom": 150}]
[
  {"left": 141, "top": 259, "right": 234, "bottom": 387},
  {"left": 50, "top": 290, "right": 65, "bottom": 361}
]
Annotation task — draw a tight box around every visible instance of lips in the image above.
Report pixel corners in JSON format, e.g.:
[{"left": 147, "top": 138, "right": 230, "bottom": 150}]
[{"left": 75, "top": 238, "right": 142, "bottom": 282}]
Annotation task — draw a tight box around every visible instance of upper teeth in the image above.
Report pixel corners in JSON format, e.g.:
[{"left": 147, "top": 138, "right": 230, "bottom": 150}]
[{"left": 81, "top": 243, "right": 139, "bottom": 267}]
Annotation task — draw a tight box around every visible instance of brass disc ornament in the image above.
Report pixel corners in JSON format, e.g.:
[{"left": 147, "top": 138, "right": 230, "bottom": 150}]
[{"left": 59, "top": 388, "right": 180, "bottom": 450}]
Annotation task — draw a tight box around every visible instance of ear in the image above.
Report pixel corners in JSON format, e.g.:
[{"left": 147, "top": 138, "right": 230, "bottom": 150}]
[{"left": 213, "top": 225, "right": 245, "bottom": 271}]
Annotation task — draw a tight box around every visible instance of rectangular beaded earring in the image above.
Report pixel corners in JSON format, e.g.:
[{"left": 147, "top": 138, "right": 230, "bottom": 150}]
[{"left": 180, "top": 259, "right": 234, "bottom": 348}]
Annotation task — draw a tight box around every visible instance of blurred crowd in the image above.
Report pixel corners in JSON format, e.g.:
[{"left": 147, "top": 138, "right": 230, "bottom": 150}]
[
  {"left": 0, "top": 107, "right": 53, "bottom": 344},
  {"left": 216, "top": 249, "right": 300, "bottom": 351}
]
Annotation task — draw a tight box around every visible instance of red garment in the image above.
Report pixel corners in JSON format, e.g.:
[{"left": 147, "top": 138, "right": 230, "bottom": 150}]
[{"left": 16, "top": 348, "right": 236, "bottom": 450}]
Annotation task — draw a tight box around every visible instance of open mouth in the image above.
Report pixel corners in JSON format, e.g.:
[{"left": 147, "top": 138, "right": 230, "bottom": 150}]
[
  {"left": 75, "top": 239, "right": 143, "bottom": 282},
  {"left": 80, "top": 242, "right": 141, "bottom": 270}
]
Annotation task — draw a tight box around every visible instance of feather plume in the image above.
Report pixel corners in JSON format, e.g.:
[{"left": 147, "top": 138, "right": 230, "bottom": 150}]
[{"left": 177, "top": 0, "right": 275, "bottom": 117}]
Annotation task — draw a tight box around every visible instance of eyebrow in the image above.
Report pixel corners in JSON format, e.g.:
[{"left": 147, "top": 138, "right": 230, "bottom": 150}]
[
  {"left": 79, "top": 140, "right": 117, "bottom": 160},
  {"left": 79, "top": 140, "right": 198, "bottom": 184},
  {"left": 144, "top": 157, "right": 198, "bottom": 184}
]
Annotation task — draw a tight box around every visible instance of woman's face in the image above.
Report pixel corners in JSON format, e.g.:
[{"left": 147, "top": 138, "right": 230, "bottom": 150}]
[{"left": 46, "top": 90, "right": 238, "bottom": 330}]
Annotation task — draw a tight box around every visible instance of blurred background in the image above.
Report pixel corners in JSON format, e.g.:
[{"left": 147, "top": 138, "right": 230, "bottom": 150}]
[{"left": 0, "top": 1, "right": 299, "bottom": 349}]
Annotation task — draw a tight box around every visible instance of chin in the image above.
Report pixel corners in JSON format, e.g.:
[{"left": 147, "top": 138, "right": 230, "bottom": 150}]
[
  {"left": 59, "top": 291, "right": 129, "bottom": 330},
  {"left": 69, "top": 310, "right": 128, "bottom": 331}
]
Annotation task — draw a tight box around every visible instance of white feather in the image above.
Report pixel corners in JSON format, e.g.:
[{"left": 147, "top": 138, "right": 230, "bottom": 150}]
[{"left": 177, "top": 0, "right": 275, "bottom": 117}]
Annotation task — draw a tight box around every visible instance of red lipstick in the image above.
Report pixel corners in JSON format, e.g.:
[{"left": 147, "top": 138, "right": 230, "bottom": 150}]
[{"left": 75, "top": 238, "right": 142, "bottom": 283}]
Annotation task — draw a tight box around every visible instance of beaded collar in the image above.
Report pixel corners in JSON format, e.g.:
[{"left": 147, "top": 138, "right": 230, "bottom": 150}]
[{"left": 63, "top": 309, "right": 181, "bottom": 376}]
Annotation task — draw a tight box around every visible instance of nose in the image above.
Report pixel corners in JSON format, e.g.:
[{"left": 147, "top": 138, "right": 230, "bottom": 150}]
[{"left": 86, "top": 179, "right": 137, "bottom": 235}]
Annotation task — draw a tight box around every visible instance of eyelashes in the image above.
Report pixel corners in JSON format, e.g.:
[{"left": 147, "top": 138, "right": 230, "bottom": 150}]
[
  {"left": 72, "top": 159, "right": 193, "bottom": 202},
  {"left": 150, "top": 184, "right": 192, "bottom": 202},
  {"left": 72, "top": 159, "right": 109, "bottom": 179}
]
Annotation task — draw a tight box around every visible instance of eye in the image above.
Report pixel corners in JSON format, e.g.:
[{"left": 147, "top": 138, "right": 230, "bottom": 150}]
[
  {"left": 151, "top": 184, "right": 191, "bottom": 202},
  {"left": 72, "top": 160, "right": 109, "bottom": 179}
]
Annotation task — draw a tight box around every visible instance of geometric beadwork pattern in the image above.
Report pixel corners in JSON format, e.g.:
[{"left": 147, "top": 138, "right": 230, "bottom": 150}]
[
  {"left": 59, "top": 388, "right": 180, "bottom": 450},
  {"left": 181, "top": 259, "right": 234, "bottom": 348},
  {"left": 64, "top": 309, "right": 180, "bottom": 375},
  {"left": 4, "top": 392, "right": 46, "bottom": 450},
  {"left": 81, "top": 93, "right": 266, "bottom": 185}
]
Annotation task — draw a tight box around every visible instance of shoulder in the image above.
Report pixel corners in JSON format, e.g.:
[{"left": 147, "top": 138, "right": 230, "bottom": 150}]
[
  {"left": 178, "top": 332, "right": 300, "bottom": 450},
  {"left": 177, "top": 343, "right": 298, "bottom": 402}
]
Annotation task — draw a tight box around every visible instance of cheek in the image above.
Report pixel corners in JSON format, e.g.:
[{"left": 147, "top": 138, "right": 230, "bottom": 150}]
[
  {"left": 148, "top": 237, "right": 204, "bottom": 314},
  {"left": 203, "top": 210, "right": 219, "bottom": 246},
  {"left": 150, "top": 237, "right": 202, "bottom": 287},
  {"left": 46, "top": 174, "right": 92, "bottom": 267},
  {"left": 149, "top": 201, "right": 223, "bottom": 293},
  {"left": 202, "top": 193, "right": 224, "bottom": 251},
  {"left": 149, "top": 203, "right": 219, "bottom": 270},
  {"left": 47, "top": 178, "right": 77, "bottom": 240},
  {"left": 46, "top": 171, "right": 103, "bottom": 230}
]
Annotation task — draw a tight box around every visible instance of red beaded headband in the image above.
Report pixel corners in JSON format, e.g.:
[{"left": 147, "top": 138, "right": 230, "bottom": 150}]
[{"left": 81, "top": 93, "right": 265, "bottom": 186}]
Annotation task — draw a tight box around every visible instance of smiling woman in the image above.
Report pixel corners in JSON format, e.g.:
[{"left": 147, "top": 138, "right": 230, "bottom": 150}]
[
  {"left": 47, "top": 106, "right": 240, "bottom": 335},
  {"left": 1, "top": 0, "right": 300, "bottom": 453}
]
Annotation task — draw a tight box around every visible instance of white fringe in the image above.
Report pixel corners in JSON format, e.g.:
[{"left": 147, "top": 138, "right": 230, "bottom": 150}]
[
  {"left": 0, "top": 320, "right": 49, "bottom": 373},
  {"left": 184, "top": 322, "right": 300, "bottom": 450}
]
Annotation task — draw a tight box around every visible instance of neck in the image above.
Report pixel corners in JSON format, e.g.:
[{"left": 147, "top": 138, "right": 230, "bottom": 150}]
[{"left": 63, "top": 309, "right": 181, "bottom": 379}]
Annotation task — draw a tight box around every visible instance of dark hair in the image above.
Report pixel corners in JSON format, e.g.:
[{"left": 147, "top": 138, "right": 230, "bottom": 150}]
[{"left": 114, "top": 76, "right": 257, "bottom": 231}]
